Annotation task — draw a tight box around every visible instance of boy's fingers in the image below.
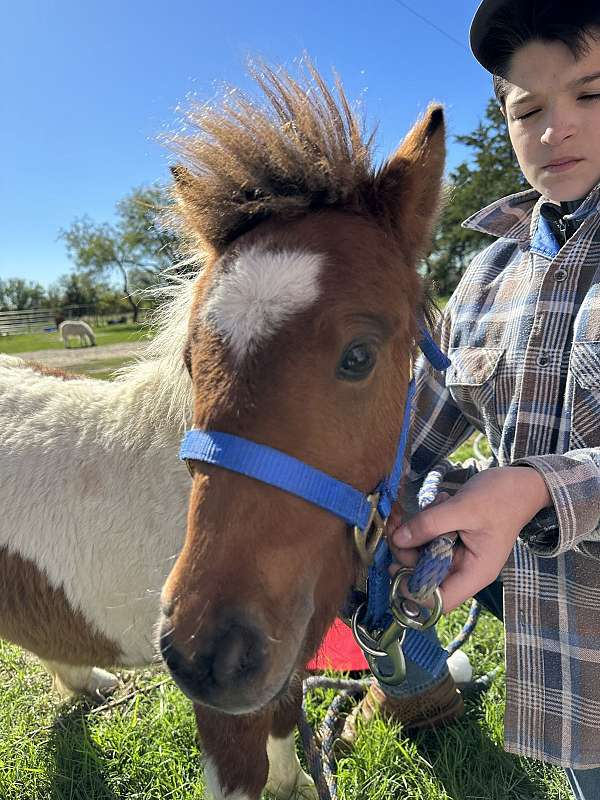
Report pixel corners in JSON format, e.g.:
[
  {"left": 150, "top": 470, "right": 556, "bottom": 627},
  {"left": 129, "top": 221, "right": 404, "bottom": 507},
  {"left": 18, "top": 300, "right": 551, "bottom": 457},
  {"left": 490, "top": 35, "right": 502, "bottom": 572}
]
[
  {"left": 431, "top": 491, "right": 451, "bottom": 505},
  {"left": 392, "top": 496, "right": 466, "bottom": 549},
  {"left": 439, "top": 561, "right": 500, "bottom": 612},
  {"left": 388, "top": 546, "right": 419, "bottom": 571}
]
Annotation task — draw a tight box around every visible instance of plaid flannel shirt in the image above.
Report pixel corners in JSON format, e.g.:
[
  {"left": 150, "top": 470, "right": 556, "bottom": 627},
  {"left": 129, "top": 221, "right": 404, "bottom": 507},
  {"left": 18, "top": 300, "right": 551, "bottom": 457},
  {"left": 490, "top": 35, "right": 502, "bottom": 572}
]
[{"left": 408, "top": 182, "right": 600, "bottom": 768}]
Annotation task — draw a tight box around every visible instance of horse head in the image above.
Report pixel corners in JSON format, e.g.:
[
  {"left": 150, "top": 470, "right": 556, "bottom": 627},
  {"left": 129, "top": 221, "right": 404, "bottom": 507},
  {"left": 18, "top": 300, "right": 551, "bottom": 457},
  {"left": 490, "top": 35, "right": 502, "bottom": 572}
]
[{"left": 159, "top": 63, "right": 446, "bottom": 715}]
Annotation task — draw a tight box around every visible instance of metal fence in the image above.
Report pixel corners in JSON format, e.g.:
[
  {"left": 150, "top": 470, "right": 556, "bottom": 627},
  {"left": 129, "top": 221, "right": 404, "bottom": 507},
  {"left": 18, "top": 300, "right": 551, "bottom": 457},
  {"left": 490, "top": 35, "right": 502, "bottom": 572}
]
[{"left": 0, "top": 305, "right": 150, "bottom": 336}]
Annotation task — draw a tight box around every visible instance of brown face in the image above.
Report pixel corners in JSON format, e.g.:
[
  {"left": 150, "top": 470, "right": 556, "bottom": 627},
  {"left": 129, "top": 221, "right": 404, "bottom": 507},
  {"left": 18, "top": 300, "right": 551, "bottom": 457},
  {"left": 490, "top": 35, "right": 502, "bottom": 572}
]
[
  {"left": 159, "top": 210, "right": 420, "bottom": 713},
  {"left": 159, "top": 94, "right": 445, "bottom": 713}
]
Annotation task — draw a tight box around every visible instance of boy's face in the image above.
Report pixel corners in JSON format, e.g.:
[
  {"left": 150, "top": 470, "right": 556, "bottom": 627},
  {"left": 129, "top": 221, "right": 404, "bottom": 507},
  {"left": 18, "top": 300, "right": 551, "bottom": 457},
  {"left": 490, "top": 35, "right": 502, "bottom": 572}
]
[{"left": 504, "top": 34, "right": 600, "bottom": 202}]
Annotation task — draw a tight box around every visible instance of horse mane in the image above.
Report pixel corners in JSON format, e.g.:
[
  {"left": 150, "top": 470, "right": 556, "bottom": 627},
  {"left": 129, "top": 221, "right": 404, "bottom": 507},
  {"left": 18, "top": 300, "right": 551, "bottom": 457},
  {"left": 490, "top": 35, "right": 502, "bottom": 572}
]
[
  {"left": 112, "top": 266, "right": 198, "bottom": 438},
  {"left": 167, "top": 60, "right": 382, "bottom": 252}
]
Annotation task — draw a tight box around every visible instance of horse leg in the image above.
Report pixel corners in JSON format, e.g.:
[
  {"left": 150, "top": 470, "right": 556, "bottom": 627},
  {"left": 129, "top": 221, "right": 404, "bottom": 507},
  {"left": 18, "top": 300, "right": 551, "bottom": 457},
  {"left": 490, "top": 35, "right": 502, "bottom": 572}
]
[
  {"left": 40, "top": 659, "right": 120, "bottom": 700},
  {"left": 266, "top": 675, "right": 317, "bottom": 800},
  {"left": 194, "top": 674, "right": 316, "bottom": 800},
  {"left": 195, "top": 704, "right": 271, "bottom": 800}
]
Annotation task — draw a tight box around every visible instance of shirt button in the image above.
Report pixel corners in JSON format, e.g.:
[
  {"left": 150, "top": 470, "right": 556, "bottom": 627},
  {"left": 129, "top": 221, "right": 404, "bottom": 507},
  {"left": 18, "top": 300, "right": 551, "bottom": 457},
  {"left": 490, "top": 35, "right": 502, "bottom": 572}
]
[
  {"left": 537, "top": 354, "right": 549, "bottom": 367},
  {"left": 554, "top": 268, "right": 567, "bottom": 282}
]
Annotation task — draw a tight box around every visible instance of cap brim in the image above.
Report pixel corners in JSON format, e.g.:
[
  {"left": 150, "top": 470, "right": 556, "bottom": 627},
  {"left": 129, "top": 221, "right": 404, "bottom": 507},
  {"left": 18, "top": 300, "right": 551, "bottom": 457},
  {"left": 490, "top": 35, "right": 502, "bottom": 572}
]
[{"left": 469, "top": 0, "right": 511, "bottom": 72}]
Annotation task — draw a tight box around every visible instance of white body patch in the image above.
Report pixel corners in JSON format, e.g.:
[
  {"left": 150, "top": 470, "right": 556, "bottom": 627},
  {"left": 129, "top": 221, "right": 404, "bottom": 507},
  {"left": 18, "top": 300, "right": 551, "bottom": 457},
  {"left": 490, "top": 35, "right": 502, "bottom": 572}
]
[
  {"left": 203, "top": 246, "right": 323, "bottom": 362},
  {"left": 0, "top": 278, "right": 197, "bottom": 666},
  {"left": 204, "top": 758, "right": 253, "bottom": 800},
  {"left": 266, "top": 733, "right": 318, "bottom": 799}
]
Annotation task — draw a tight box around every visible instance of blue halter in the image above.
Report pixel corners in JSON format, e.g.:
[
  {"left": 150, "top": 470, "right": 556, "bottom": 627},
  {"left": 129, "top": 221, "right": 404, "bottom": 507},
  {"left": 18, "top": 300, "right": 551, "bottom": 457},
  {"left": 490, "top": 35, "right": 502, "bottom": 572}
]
[
  {"left": 180, "top": 328, "right": 448, "bottom": 530},
  {"left": 179, "top": 327, "right": 451, "bottom": 676}
]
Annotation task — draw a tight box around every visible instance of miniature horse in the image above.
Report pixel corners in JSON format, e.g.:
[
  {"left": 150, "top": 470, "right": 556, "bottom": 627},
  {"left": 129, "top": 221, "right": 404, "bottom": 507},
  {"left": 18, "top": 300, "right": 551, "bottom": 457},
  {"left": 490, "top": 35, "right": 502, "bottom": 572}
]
[{"left": 159, "top": 64, "right": 446, "bottom": 799}]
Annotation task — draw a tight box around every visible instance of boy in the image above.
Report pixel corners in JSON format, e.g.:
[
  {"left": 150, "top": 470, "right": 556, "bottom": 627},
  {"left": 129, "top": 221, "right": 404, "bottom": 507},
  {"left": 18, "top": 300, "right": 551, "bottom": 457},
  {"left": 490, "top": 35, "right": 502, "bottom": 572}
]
[{"left": 345, "top": 2, "right": 600, "bottom": 797}]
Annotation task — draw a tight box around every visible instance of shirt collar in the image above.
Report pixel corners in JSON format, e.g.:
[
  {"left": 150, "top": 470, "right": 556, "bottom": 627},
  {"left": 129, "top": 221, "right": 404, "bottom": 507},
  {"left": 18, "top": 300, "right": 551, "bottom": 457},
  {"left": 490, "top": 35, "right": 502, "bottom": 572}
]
[{"left": 462, "top": 182, "right": 600, "bottom": 244}]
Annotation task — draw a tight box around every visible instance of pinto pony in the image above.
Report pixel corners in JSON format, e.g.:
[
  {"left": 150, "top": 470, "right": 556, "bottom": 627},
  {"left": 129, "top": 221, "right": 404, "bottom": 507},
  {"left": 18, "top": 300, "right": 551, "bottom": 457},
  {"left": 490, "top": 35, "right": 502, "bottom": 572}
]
[
  {"left": 159, "top": 64, "right": 446, "bottom": 799},
  {"left": 0, "top": 290, "right": 194, "bottom": 696}
]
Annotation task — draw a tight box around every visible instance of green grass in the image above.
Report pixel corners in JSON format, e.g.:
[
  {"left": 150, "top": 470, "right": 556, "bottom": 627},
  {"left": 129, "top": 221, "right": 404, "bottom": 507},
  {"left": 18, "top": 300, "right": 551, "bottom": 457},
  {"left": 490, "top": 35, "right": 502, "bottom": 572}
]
[
  {"left": 0, "top": 608, "right": 571, "bottom": 799},
  {"left": 67, "top": 357, "right": 137, "bottom": 381},
  {"left": 0, "top": 324, "right": 150, "bottom": 354}
]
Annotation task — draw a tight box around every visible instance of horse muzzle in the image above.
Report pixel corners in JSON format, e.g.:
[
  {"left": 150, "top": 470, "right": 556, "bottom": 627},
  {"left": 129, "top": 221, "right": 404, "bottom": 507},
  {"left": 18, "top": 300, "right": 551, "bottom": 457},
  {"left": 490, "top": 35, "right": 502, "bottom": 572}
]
[{"left": 158, "top": 607, "right": 290, "bottom": 714}]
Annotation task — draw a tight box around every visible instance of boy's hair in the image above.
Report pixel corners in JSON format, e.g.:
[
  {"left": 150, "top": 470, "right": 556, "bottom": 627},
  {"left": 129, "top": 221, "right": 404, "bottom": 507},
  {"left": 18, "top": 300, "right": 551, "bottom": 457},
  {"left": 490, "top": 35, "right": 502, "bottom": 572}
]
[{"left": 485, "top": 0, "right": 600, "bottom": 105}]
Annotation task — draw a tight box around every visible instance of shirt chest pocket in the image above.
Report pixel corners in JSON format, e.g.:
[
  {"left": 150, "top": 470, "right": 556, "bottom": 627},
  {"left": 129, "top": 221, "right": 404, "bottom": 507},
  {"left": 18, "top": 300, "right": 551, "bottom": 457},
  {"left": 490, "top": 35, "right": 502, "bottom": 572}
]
[
  {"left": 569, "top": 341, "right": 600, "bottom": 449},
  {"left": 445, "top": 346, "right": 504, "bottom": 435}
]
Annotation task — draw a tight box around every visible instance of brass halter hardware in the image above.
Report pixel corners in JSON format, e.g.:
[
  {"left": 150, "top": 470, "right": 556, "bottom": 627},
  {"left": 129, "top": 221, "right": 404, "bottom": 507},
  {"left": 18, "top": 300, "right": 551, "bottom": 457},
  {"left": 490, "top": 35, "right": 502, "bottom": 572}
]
[{"left": 353, "top": 492, "right": 387, "bottom": 568}]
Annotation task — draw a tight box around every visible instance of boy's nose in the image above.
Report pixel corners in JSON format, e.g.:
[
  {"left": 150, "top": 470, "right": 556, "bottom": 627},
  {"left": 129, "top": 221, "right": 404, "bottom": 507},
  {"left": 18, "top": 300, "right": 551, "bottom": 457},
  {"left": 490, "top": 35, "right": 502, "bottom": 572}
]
[{"left": 540, "top": 121, "right": 576, "bottom": 147}]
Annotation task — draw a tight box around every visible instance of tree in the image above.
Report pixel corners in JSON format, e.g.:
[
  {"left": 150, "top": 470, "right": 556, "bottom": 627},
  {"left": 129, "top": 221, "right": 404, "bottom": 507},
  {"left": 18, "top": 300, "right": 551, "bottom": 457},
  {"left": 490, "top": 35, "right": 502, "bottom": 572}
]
[
  {"left": 0, "top": 278, "right": 47, "bottom": 311},
  {"left": 60, "top": 185, "right": 179, "bottom": 322},
  {"left": 426, "top": 99, "right": 528, "bottom": 296}
]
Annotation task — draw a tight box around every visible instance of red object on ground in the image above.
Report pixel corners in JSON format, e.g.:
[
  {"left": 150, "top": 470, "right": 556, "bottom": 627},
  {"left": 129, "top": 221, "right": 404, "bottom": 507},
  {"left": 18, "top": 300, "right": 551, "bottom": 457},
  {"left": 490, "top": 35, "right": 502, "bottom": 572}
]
[{"left": 307, "top": 618, "right": 368, "bottom": 671}]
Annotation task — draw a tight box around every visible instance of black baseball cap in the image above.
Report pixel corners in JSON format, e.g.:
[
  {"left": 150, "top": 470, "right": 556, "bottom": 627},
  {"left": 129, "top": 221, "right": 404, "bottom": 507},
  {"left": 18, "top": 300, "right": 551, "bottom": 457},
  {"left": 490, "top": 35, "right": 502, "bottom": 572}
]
[{"left": 470, "top": 0, "right": 513, "bottom": 72}]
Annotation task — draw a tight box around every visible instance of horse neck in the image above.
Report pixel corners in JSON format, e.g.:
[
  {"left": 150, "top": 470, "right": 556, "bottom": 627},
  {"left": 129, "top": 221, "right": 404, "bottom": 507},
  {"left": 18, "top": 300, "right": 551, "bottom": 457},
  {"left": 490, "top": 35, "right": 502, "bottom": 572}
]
[
  {"left": 111, "top": 354, "right": 193, "bottom": 448},
  {"left": 108, "top": 277, "right": 197, "bottom": 448}
]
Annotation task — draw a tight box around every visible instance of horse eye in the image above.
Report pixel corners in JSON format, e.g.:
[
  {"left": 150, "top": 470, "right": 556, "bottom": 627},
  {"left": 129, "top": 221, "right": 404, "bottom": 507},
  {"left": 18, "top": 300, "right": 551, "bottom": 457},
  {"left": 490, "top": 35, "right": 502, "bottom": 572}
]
[{"left": 337, "top": 342, "right": 376, "bottom": 381}]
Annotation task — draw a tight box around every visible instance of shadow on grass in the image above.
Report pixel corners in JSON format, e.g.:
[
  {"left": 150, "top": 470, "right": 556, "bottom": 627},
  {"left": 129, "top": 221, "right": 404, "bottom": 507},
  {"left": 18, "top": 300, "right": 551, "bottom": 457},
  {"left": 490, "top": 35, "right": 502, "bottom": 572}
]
[
  {"left": 46, "top": 704, "right": 117, "bottom": 800},
  {"left": 410, "top": 697, "right": 558, "bottom": 800},
  {"left": 336, "top": 685, "right": 568, "bottom": 800}
]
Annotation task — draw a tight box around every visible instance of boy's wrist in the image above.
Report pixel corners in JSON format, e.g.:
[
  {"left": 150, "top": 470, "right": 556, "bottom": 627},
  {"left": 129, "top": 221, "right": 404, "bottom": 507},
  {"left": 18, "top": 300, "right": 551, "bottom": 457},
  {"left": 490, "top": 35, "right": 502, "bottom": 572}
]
[{"left": 518, "top": 466, "right": 552, "bottom": 515}]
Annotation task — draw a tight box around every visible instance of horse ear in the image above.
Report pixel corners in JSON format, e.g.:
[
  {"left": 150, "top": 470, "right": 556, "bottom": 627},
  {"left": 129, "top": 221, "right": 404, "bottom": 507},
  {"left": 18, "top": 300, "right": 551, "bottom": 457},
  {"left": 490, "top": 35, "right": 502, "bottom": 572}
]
[{"left": 376, "top": 104, "right": 446, "bottom": 257}]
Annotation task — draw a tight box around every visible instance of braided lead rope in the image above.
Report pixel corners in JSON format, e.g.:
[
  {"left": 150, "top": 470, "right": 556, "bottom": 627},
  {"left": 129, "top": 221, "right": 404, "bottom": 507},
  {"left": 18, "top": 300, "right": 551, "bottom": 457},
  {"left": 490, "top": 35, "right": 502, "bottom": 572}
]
[
  {"left": 299, "top": 605, "right": 489, "bottom": 800},
  {"left": 298, "top": 676, "right": 373, "bottom": 799},
  {"left": 406, "top": 462, "right": 457, "bottom": 602}
]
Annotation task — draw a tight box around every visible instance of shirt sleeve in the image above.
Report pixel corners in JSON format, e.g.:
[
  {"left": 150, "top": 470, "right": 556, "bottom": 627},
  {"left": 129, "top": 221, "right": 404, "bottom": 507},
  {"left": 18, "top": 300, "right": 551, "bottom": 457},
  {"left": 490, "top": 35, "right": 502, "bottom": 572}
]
[{"left": 514, "top": 450, "right": 600, "bottom": 560}]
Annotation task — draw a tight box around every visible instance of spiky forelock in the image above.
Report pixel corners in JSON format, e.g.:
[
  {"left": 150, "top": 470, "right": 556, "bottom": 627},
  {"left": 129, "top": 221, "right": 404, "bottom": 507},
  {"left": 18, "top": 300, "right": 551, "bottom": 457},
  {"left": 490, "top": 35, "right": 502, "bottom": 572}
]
[{"left": 168, "top": 61, "right": 378, "bottom": 252}]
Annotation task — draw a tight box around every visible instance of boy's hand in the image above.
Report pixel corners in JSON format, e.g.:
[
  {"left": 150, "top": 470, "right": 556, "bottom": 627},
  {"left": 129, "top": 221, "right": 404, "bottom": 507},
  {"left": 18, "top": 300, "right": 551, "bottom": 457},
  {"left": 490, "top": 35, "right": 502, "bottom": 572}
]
[{"left": 390, "top": 467, "right": 552, "bottom": 612}]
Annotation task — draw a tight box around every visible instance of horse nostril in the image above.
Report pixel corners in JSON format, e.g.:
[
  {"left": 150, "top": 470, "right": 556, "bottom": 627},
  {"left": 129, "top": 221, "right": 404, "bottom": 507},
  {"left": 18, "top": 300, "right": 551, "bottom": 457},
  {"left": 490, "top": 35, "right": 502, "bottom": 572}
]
[
  {"left": 206, "top": 621, "right": 268, "bottom": 689},
  {"left": 159, "top": 611, "right": 269, "bottom": 703}
]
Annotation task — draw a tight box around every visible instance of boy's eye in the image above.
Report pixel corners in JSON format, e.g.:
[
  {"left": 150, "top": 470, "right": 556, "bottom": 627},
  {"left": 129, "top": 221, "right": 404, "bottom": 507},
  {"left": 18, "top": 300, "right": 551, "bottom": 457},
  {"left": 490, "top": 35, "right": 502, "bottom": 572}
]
[
  {"left": 579, "top": 93, "right": 600, "bottom": 103},
  {"left": 514, "top": 108, "right": 540, "bottom": 121}
]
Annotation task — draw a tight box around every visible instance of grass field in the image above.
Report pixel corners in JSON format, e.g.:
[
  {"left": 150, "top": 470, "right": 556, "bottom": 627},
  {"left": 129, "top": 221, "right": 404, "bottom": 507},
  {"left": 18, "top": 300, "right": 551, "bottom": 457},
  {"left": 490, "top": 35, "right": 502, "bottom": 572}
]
[
  {"left": 0, "top": 608, "right": 571, "bottom": 800},
  {"left": 0, "top": 324, "right": 150, "bottom": 355},
  {"left": 0, "top": 342, "right": 573, "bottom": 799}
]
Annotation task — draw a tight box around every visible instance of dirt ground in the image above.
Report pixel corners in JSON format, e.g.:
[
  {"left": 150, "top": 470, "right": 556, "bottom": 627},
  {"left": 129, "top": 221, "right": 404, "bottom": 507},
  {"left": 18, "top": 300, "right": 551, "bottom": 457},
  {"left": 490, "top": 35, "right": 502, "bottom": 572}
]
[{"left": 12, "top": 341, "right": 144, "bottom": 368}]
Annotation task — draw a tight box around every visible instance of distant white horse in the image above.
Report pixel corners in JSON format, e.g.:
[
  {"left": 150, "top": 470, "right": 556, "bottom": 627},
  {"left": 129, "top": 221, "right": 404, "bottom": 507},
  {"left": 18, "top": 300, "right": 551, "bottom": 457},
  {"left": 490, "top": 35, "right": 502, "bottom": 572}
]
[
  {"left": 59, "top": 319, "right": 96, "bottom": 348},
  {"left": 0, "top": 281, "right": 194, "bottom": 697}
]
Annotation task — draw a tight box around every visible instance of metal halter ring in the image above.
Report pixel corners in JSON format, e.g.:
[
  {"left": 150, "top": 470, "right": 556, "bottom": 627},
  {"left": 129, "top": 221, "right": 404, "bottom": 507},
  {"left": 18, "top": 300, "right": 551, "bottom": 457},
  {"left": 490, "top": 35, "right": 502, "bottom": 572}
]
[
  {"left": 353, "top": 492, "right": 387, "bottom": 567},
  {"left": 351, "top": 602, "right": 388, "bottom": 658},
  {"left": 351, "top": 602, "right": 407, "bottom": 684},
  {"left": 389, "top": 567, "right": 443, "bottom": 630}
]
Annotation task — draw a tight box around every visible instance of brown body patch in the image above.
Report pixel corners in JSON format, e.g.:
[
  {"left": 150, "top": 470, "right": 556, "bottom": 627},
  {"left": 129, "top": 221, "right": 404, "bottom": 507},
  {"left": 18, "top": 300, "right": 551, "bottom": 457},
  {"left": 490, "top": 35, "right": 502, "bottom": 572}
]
[
  {"left": 24, "top": 361, "right": 83, "bottom": 381},
  {"left": 0, "top": 546, "right": 120, "bottom": 666}
]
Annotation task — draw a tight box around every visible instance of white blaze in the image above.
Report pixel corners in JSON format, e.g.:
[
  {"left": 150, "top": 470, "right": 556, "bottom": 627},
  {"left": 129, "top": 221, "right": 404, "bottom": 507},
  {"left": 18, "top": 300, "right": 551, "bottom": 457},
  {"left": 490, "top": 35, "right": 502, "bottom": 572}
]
[{"left": 202, "top": 246, "right": 323, "bottom": 362}]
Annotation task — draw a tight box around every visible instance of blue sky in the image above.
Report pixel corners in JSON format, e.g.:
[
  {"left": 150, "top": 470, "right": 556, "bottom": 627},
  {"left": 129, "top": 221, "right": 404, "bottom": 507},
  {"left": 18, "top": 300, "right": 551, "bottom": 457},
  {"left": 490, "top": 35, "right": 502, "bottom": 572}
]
[{"left": 2, "top": 0, "right": 492, "bottom": 287}]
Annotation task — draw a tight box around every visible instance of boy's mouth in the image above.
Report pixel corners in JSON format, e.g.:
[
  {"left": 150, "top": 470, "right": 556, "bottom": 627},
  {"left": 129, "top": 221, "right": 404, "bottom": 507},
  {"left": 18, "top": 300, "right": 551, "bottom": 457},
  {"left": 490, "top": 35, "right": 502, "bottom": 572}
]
[{"left": 542, "top": 157, "right": 584, "bottom": 174}]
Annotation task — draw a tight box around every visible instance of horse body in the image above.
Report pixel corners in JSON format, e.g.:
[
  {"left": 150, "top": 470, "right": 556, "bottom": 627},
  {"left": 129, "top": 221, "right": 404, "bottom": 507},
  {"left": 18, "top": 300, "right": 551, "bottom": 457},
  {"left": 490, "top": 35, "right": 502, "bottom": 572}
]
[
  {"left": 59, "top": 319, "right": 96, "bottom": 347},
  {"left": 0, "top": 293, "right": 192, "bottom": 682},
  {"left": 1, "top": 62, "right": 446, "bottom": 799}
]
